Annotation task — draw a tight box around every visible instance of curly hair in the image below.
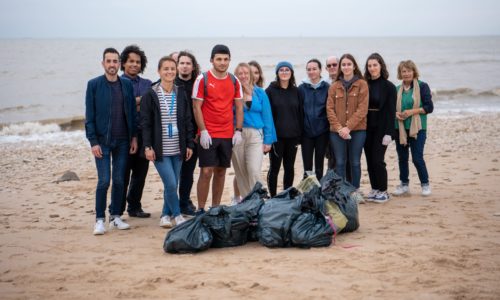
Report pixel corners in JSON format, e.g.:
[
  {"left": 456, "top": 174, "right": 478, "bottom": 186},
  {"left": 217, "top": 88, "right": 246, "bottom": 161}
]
[
  {"left": 177, "top": 50, "right": 200, "bottom": 79},
  {"left": 120, "top": 45, "right": 148, "bottom": 73}
]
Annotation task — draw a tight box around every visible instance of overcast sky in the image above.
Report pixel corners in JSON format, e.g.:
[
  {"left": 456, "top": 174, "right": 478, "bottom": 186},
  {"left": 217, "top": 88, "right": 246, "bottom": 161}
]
[{"left": 1, "top": 0, "right": 499, "bottom": 38}]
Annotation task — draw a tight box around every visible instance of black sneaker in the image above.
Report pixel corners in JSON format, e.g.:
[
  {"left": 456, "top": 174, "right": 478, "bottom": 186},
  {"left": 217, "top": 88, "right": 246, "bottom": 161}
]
[
  {"left": 195, "top": 208, "right": 206, "bottom": 216},
  {"left": 128, "top": 209, "right": 151, "bottom": 218},
  {"left": 180, "top": 206, "right": 196, "bottom": 216}
]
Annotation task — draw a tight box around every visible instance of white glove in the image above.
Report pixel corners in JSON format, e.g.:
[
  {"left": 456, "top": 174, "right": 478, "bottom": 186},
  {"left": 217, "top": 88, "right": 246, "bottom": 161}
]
[
  {"left": 200, "top": 130, "right": 212, "bottom": 149},
  {"left": 382, "top": 135, "right": 392, "bottom": 146},
  {"left": 232, "top": 130, "right": 242, "bottom": 146}
]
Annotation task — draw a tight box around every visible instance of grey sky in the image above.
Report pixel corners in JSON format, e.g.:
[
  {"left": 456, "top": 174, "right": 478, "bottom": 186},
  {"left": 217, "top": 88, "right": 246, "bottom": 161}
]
[{"left": 1, "top": 0, "right": 499, "bottom": 38}]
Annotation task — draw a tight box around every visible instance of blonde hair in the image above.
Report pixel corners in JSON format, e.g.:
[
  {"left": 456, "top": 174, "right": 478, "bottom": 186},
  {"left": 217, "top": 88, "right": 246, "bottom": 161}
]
[
  {"left": 234, "top": 63, "right": 254, "bottom": 97},
  {"left": 397, "top": 60, "right": 420, "bottom": 80}
]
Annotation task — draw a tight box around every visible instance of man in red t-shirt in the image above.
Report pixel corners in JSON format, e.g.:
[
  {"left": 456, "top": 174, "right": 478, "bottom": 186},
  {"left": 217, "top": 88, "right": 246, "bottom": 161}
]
[{"left": 192, "top": 44, "right": 243, "bottom": 213}]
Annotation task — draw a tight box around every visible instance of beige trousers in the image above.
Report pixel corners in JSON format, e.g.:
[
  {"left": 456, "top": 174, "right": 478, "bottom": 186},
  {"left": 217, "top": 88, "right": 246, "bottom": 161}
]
[{"left": 231, "top": 127, "right": 264, "bottom": 197}]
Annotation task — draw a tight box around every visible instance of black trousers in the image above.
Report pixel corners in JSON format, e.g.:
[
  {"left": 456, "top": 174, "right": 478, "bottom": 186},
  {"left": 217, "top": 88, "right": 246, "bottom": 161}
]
[
  {"left": 121, "top": 151, "right": 150, "bottom": 214},
  {"left": 178, "top": 146, "right": 198, "bottom": 210},
  {"left": 301, "top": 132, "right": 329, "bottom": 181},
  {"left": 364, "top": 127, "right": 388, "bottom": 191},
  {"left": 267, "top": 137, "right": 299, "bottom": 197}
]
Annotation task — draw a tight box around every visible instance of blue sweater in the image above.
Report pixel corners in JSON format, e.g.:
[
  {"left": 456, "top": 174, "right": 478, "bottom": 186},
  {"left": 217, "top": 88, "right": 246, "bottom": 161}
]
[
  {"left": 236, "top": 86, "right": 277, "bottom": 145},
  {"left": 298, "top": 79, "right": 330, "bottom": 138},
  {"left": 85, "top": 75, "right": 136, "bottom": 146}
]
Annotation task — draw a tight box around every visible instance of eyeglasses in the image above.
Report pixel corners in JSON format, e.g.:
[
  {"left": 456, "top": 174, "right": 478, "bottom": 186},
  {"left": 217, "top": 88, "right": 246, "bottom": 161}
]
[
  {"left": 278, "top": 69, "right": 291, "bottom": 73},
  {"left": 326, "top": 63, "right": 338, "bottom": 68}
]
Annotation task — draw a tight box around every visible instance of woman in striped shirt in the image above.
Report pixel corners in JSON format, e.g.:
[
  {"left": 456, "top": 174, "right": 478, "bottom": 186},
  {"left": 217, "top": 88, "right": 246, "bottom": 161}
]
[{"left": 141, "top": 56, "right": 194, "bottom": 228}]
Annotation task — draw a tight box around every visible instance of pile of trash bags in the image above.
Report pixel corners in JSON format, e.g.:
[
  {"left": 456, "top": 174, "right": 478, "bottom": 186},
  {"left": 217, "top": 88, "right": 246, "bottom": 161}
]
[{"left": 164, "top": 170, "right": 359, "bottom": 254}]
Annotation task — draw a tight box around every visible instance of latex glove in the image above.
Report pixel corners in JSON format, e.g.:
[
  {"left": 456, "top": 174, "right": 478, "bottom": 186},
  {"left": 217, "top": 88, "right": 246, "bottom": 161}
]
[
  {"left": 200, "top": 130, "right": 212, "bottom": 149},
  {"left": 232, "top": 131, "right": 242, "bottom": 146},
  {"left": 382, "top": 135, "right": 392, "bottom": 146}
]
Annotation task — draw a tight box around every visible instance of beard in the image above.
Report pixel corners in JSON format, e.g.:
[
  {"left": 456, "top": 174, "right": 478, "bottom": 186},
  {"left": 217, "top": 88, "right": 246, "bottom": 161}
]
[{"left": 179, "top": 73, "right": 191, "bottom": 80}]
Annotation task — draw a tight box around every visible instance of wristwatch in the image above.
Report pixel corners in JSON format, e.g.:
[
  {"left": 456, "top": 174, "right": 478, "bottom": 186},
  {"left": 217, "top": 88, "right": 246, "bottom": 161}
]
[{"left": 235, "top": 128, "right": 243, "bottom": 132}]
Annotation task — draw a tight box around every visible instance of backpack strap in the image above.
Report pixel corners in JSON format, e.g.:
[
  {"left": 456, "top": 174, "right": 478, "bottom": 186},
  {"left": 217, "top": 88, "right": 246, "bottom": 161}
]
[{"left": 203, "top": 71, "right": 238, "bottom": 98}]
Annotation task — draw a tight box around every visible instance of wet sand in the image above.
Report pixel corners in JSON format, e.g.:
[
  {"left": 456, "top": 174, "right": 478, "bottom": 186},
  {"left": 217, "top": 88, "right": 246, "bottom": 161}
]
[{"left": 1, "top": 114, "right": 499, "bottom": 299}]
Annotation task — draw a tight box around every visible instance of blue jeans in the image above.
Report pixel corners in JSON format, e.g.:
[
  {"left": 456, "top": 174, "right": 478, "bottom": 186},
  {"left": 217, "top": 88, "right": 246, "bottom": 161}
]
[
  {"left": 94, "top": 138, "right": 129, "bottom": 220},
  {"left": 395, "top": 130, "right": 429, "bottom": 186},
  {"left": 329, "top": 130, "right": 366, "bottom": 189},
  {"left": 154, "top": 155, "right": 182, "bottom": 218}
]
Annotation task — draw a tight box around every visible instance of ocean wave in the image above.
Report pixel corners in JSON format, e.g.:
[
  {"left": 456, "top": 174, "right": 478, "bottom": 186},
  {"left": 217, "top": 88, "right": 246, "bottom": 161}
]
[
  {"left": 434, "top": 87, "right": 500, "bottom": 99},
  {"left": 420, "top": 58, "right": 500, "bottom": 66},
  {"left": 0, "top": 122, "right": 85, "bottom": 144},
  {"left": 0, "top": 104, "right": 42, "bottom": 113}
]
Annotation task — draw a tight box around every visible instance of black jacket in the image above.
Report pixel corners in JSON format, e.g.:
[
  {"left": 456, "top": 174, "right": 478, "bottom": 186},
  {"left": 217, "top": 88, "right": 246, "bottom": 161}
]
[
  {"left": 175, "top": 76, "right": 198, "bottom": 134},
  {"left": 265, "top": 82, "right": 303, "bottom": 139},
  {"left": 140, "top": 83, "right": 194, "bottom": 160},
  {"left": 367, "top": 77, "right": 397, "bottom": 138}
]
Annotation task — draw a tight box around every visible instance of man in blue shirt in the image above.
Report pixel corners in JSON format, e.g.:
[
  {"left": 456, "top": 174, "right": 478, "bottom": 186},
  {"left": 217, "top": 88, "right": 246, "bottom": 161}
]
[
  {"left": 119, "top": 45, "right": 152, "bottom": 218},
  {"left": 85, "top": 47, "right": 137, "bottom": 235}
]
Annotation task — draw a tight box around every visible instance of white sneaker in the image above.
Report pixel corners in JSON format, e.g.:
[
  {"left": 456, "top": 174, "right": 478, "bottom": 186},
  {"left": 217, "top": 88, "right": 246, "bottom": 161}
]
[
  {"left": 230, "top": 196, "right": 242, "bottom": 206},
  {"left": 372, "top": 191, "right": 390, "bottom": 203},
  {"left": 366, "top": 189, "right": 379, "bottom": 201},
  {"left": 174, "top": 215, "right": 186, "bottom": 226},
  {"left": 109, "top": 217, "right": 130, "bottom": 230},
  {"left": 421, "top": 184, "right": 432, "bottom": 196},
  {"left": 93, "top": 219, "right": 106, "bottom": 235},
  {"left": 352, "top": 190, "right": 365, "bottom": 204},
  {"left": 159, "top": 216, "right": 173, "bottom": 228},
  {"left": 393, "top": 184, "right": 410, "bottom": 196}
]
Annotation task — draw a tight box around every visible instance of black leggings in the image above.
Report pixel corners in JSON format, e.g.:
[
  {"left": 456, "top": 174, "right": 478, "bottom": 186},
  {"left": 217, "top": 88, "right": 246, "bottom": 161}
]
[
  {"left": 301, "top": 132, "right": 329, "bottom": 181},
  {"left": 364, "top": 128, "right": 388, "bottom": 191},
  {"left": 267, "top": 137, "right": 299, "bottom": 197}
]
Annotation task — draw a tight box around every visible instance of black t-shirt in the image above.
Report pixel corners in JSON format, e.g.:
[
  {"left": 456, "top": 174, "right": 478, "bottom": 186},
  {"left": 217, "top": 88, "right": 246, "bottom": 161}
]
[{"left": 108, "top": 79, "right": 128, "bottom": 139}]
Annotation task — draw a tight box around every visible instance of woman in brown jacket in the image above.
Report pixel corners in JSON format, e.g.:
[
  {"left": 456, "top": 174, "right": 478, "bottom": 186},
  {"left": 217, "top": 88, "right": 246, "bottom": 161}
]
[{"left": 326, "top": 53, "right": 368, "bottom": 190}]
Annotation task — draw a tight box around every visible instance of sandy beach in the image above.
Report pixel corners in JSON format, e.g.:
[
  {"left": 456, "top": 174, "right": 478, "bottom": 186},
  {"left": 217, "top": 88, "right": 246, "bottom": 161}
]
[{"left": 1, "top": 113, "right": 500, "bottom": 299}]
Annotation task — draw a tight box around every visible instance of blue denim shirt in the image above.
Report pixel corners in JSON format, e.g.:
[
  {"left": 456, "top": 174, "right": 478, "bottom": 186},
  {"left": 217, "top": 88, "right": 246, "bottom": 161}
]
[{"left": 235, "top": 86, "right": 277, "bottom": 145}]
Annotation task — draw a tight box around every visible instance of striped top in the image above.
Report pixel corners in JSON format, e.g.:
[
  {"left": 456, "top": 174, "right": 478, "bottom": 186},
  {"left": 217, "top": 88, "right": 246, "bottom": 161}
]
[{"left": 155, "top": 84, "right": 180, "bottom": 156}]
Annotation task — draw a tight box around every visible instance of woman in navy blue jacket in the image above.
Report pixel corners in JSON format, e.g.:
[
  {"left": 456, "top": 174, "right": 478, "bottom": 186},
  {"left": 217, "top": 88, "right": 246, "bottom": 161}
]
[{"left": 298, "top": 58, "right": 330, "bottom": 181}]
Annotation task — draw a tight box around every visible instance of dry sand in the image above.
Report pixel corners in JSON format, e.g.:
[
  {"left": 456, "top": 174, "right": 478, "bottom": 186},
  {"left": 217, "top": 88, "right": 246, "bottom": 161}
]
[{"left": 1, "top": 114, "right": 500, "bottom": 299}]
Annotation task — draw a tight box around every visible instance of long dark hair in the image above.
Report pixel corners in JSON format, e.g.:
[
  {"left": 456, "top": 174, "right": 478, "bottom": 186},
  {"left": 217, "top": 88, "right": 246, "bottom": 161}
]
[
  {"left": 178, "top": 50, "right": 200, "bottom": 79},
  {"left": 120, "top": 45, "right": 148, "bottom": 73},
  {"left": 364, "top": 53, "right": 389, "bottom": 80},
  {"left": 336, "top": 53, "right": 363, "bottom": 81},
  {"left": 274, "top": 69, "right": 296, "bottom": 88}
]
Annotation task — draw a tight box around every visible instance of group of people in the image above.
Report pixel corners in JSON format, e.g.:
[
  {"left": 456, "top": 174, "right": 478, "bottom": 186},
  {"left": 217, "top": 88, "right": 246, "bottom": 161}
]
[{"left": 85, "top": 44, "right": 433, "bottom": 235}]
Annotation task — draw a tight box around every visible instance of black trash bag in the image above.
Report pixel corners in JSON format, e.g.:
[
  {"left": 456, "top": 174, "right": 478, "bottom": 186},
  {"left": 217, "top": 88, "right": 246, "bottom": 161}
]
[
  {"left": 210, "top": 205, "right": 251, "bottom": 248},
  {"left": 291, "top": 211, "right": 334, "bottom": 248},
  {"left": 241, "top": 181, "right": 270, "bottom": 202},
  {"left": 226, "top": 195, "right": 265, "bottom": 242},
  {"left": 201, "top": 206, "right": 233, "bottom": 248},
  {"left": 164, "top": 216, "right": 213, "bottom": 254},
  {"left": 300, "top": 185, "right": 326, "bottom": 214},
  {"left": 320, "top": 170, "right": 359, "bottom": 233},
  {"left": 257, "top": 187, "right": 303, "bottom": 248}
]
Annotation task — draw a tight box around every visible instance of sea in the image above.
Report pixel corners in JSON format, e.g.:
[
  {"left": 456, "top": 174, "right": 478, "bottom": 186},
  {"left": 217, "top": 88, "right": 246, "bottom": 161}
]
[{"left": 1, "top": 36, "right": 499, "bottom": 144}]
